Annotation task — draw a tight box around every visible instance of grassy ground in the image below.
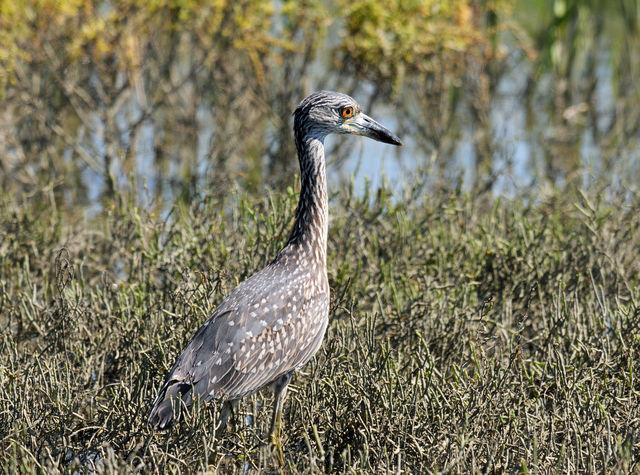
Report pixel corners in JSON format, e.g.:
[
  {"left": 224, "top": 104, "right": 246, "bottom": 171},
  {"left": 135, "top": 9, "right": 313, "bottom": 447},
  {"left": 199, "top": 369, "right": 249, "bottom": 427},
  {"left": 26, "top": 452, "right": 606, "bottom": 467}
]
[{"left": 1, "top": 180, "right": 639, "bottom": 473}]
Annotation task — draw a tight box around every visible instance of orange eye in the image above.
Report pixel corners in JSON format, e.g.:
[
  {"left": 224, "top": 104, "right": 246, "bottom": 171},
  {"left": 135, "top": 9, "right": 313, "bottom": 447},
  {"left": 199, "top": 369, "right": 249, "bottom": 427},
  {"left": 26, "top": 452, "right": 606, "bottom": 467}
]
[{"left": 341, "top": 106, "right": 354, "bottom": 118}]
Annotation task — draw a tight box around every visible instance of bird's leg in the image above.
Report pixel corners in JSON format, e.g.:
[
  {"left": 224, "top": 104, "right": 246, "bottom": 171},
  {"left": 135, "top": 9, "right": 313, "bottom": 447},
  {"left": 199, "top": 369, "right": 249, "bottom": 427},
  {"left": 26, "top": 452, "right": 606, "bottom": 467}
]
[
  {"left": 269, "top": 372, "right": 292, "bottom": 465},
  {"left": 217, "top": 399, "right": 239, "bottom": 437}
]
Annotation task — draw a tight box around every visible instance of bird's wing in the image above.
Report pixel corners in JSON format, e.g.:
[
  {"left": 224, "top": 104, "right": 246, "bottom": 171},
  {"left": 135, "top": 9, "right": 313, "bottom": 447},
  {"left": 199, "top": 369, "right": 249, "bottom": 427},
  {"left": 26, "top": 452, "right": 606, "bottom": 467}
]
[
  {"left": 209, "top": 292, "right": 329, "bottom": 398},
  {"left": 149, "top": 265, "right": 329, "bottom": 429}
]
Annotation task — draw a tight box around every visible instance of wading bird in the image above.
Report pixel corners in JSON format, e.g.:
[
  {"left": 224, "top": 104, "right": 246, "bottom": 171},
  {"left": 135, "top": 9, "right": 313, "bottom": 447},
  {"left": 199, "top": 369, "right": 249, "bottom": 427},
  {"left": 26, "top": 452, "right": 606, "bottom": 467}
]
[{"left": 149, "top": 91, "right": 402, "bottom": 463}]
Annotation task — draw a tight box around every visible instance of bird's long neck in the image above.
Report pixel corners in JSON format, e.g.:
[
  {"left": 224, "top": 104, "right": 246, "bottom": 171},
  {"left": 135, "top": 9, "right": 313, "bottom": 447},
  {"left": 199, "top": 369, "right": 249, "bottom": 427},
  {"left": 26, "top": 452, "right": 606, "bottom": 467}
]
[{"left": 286, "top": 135, "right": 328, "bottom": 264}]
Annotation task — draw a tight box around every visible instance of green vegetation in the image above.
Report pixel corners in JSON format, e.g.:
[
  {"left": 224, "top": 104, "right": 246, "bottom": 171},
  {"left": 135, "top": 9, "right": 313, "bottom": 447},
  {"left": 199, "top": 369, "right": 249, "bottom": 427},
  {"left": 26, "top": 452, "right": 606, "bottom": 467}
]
[
  {"left": 1, "top": 0, "right": 640, "bottom": 472},
  {"left": 3, "top": 0, "right": 638, "bottom": 204},
  {"left": 0, "top": 0, "right": 513, "bottom": 203},
  {"left": 1, "top": 180, "right": 639, "bottom": 472}
]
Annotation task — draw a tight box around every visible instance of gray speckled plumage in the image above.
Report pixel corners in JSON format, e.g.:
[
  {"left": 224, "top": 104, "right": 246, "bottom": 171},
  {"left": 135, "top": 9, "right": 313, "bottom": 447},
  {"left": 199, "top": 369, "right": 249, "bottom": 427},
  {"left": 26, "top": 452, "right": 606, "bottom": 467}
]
[{"left": 149, "top": 91, "right": 402, "bottom": 436}]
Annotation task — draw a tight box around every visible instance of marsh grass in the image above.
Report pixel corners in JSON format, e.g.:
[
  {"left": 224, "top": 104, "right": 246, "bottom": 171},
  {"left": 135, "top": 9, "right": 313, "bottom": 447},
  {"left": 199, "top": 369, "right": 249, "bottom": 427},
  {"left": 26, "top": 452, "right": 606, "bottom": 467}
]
[{"left": 1, "top": 181, "right": 639, "bottom": 473}]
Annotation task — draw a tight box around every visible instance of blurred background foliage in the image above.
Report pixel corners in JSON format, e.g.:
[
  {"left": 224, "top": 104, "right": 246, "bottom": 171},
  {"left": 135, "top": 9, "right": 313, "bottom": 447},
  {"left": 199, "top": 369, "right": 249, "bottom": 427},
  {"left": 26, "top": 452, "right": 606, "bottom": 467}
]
[{"left": 0, "top": 0, "right": 639, "bottom": 209}]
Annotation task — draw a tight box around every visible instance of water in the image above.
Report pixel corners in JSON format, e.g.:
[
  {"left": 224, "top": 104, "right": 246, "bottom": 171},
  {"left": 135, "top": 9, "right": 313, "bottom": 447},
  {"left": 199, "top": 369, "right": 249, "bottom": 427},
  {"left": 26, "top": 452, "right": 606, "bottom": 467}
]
[{"left": 56, "top": 17, "right": 639, "bottom": 217}]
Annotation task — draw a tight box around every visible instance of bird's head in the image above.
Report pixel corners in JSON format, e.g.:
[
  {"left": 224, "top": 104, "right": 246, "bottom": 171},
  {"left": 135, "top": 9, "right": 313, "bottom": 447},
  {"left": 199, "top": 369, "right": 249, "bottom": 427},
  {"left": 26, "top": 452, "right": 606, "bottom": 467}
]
[{"left": 294, "top": 91, "right": 403, "bottom": 146}]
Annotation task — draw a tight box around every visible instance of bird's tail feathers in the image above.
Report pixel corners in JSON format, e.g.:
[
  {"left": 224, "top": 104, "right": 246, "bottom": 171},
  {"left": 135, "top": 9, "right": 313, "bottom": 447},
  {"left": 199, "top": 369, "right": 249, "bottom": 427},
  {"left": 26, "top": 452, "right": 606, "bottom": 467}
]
[{"left": 148, "top": 381, "right": 192, "bottom": 430}]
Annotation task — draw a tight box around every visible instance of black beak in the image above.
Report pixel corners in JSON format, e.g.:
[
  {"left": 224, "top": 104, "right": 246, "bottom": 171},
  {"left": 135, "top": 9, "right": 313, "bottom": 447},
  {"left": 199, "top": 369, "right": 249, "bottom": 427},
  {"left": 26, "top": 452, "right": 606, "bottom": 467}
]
[{"left": 351, "top": 113, "right": 403, "bottom": 146}]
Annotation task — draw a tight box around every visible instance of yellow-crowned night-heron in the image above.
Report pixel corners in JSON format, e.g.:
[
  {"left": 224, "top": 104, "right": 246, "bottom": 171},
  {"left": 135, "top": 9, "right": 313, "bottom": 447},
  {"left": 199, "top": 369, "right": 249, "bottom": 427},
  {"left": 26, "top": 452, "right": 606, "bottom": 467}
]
[{"left": 148, "top": 91, "right": 402, "bottom": 462}]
